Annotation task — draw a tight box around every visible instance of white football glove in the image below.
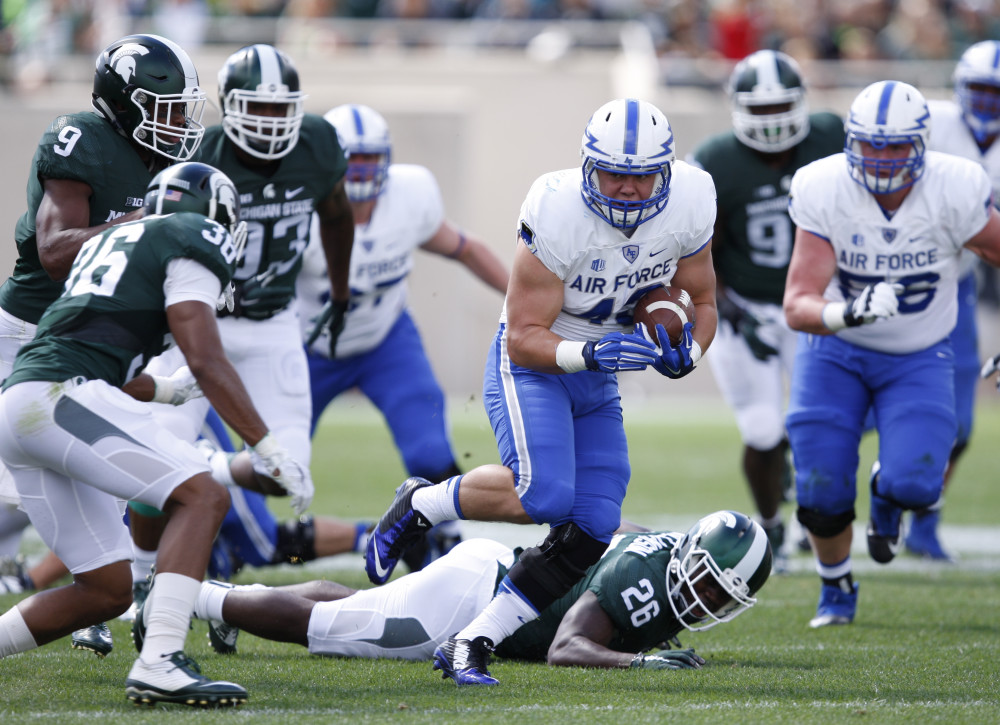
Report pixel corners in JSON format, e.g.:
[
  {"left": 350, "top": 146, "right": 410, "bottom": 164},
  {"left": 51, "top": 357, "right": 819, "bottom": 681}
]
[
  {"left": 217, "top": 282, "right": 236, "bottom": 313},
  {"left": 150, "top": 365, "right": 203, "bottom": 406},
  {"left": 844, "top": 282, "right": 904, "bottom": 326},
  {"left": 250, "top": 433, "right": 314, "bottom": 516},
  {"left": 981, "top": 353, "right": 1000, "bottom": 391}
]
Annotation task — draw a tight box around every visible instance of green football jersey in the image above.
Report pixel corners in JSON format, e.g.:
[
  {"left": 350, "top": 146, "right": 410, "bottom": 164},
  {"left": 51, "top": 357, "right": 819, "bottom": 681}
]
[
  {"left": 496, "top": 531, "right": 683, "bottom": 662},
  {"left": 691, "top": 112, "right": 844, "bottom": 304},
  {"left": 4, "top": 212, "right": 238, "bottom": 390},
  {"left": 0, "top": 111, "right": 155, "bottom": 325},
  {"left": 194, "top": 114, "right": 347, "bottom": 319}
]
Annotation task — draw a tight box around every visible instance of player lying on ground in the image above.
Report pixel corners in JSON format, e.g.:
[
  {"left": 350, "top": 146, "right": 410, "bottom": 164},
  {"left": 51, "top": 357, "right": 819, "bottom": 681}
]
[{"left": 153, "top": 511, "right": 771, "bottom": 671}]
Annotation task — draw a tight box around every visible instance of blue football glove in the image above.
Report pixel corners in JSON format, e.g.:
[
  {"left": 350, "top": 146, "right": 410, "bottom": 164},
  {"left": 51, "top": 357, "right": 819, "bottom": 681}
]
[
  {"left": 652, "top": 322, "right": 697, "bottom": 379},
  {"left": 582, "top": 324, "right": 658, "bottom": 372}
]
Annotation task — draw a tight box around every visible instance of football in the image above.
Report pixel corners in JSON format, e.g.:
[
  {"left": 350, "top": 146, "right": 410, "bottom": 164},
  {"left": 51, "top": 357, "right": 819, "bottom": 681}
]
[{"left": 632, "top": 285, "right": 696, "bottom": 347}]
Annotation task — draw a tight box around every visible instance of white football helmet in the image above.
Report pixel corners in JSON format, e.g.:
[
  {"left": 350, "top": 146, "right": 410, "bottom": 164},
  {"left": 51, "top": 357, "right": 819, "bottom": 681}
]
[
  {"left": 728, "top": 49, "right": 810, "bottom": 153},
  {"left": 580, "top": 98, "right": 674, "bottom": 230},
  {"left": 844, "top": 80, "right": 930, "bottom": 195},
  {"left": 954, "top": 40, "right": 1000, "bottom": 144},
  {"left": 324, "top": 104, "right": 392, "bottom": 202},
  {"left": 666, "top": 511, "right": 772, "bottom": 632},
  {"left": 218, "top": 44, "right": 306, "bottom": 161}
]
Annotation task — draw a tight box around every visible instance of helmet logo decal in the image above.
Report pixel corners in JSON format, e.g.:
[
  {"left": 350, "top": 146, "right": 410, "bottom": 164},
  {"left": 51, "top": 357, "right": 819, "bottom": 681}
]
[{"left": 110, "top": 43, "right": 150, "bottom": 83}]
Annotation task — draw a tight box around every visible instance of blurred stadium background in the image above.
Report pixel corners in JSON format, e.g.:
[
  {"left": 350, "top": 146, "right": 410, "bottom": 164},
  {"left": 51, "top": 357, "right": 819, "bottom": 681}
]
[{"left": 1, "top": 0, "right": 999, "bottom": 402}]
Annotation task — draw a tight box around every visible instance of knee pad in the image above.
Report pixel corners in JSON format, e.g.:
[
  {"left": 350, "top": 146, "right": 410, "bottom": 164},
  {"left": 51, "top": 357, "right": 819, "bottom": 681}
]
[
  {"left": 796, "top": 506, "right": 854, "bottom": 539},
  {"left": 274, "top": 515, "right": 317, "bottom": 565},
  {"left": 506, "top": 522, "right": 608, "bottom": 612}
]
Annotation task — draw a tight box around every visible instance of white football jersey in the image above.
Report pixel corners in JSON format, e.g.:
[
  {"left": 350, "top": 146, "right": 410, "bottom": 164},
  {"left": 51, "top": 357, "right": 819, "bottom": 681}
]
[
  {"left": 504, "top": 161, "right": 716, "bottom": 342},
  {"left": 297, "top": 164, "right": 445, "bottom": 358},
  {"left": 928, "top": 98, "right": 1000, "bottom": 276},
  {"left": 789, "top": 151, "right": 992, "bottom": 353}
]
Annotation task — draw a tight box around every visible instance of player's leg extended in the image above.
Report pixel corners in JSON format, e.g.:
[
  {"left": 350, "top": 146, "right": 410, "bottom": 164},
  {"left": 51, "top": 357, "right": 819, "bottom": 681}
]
[
  {"left": 786, "top": 335, "right": 868, "bottom": 626},
  {"left": 708, "top": 318, "right": 790, "bottom": 558},
  {"left": 305, "top": 347, "right": 359, "bottom": 437},
  {"left": 436, "top": 370, "right": 614, "bottom": 684},
  {"left": 905, "top": 277, "right": 977, "bottom": 559},
  {"left": 871, "top": 341, "right": 957, "bottom": 537}
]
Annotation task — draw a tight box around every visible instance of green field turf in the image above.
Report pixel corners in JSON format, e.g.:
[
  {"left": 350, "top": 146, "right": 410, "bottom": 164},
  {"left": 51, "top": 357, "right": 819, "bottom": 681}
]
[{"left": 1, "top": 394, "right": 998, "bottom": 723}]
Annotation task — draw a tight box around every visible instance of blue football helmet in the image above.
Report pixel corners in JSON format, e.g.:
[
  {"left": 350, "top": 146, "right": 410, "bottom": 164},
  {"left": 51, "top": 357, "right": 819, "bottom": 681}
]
[
  {"left": 954, "top": 40, "right": 1000, "bottom": 145},
  {"left": 844, "top": 80, "right": 930, "bottom": 195},
  {"left": 666, "top": 510, "right": 772, "bottom": 631},
  {"left": 580, "top": 98, "right": 674, "bottom": 230},
  {"left": 324, "top": 104, "right": 392, "bottom": 202}
]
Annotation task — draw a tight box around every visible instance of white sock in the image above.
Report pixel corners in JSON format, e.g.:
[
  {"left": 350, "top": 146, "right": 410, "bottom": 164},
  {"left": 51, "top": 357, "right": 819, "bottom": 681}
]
[
  {"left": 139, "top": 572, "right": 201, "bottom": 664},
  {"left": 456, "top": 578, "right": 539, "bottom": 645},
  {"left": 0, "top": 606, "right": 37, "bottom": 657},
  {"left": 131, "top": 545, "right": 157, "bottom": 584},
  {"left": 194, "top": 581, "right": 268, "bottom": 621},
  {"left": 411, "top": 476, "right": 464, "bottom": 526}
]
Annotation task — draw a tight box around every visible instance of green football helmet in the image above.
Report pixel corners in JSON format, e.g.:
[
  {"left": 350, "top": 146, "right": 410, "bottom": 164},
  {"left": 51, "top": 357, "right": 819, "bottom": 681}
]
[
  {"left": 144, "top": 161, "right": 247, "bottom": 257},
  {"left": 728, "top": 50, "right": 809, "bottom": 153},
  {"left": 666, "top": 510, "right": 772, "bottom": 631},
  {"left": 92, "top": 34, "right": 206, "bottom": 162},
  {"left": 218, "top": 44, "right": 306, "bottom": 160}
]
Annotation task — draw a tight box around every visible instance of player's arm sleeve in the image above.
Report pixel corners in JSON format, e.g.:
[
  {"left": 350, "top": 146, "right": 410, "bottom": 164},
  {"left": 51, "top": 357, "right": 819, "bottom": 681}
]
[
  {"left": 949, "top": 161, "right": 994, "bottom": 248},
  {"left": 163, "top": 257, "right": 222, "bottom": 309},
  {"left": 787, "top": 162, "right": 830, "bottom": 240}
]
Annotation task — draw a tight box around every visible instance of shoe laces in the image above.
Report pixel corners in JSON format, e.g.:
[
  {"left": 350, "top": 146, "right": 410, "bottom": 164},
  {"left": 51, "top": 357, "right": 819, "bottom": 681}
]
[{"left": 164, "top": 651, "right": 202, "bottom": 675}]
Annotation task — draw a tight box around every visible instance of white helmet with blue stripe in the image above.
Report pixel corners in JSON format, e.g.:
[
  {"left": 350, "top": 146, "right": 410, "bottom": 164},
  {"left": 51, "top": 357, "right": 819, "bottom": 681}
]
[
  {"left": 324, "top": 104, "right": 392, "bottom": 202},
  {"left": 580, "top": 98, "right": 675, "bottom": 230},
  {"left": 954, "top": 40, "right": 1000, "bottom": 144},
  {"left": 844, "top": 80, "right": 930, "bottom": 195}
]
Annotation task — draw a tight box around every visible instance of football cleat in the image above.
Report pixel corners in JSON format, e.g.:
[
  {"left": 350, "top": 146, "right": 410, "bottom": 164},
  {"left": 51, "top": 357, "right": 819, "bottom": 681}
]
[
  {"left": 207, "top": 619, "right": 240, "bottom": 655},
  {"left": 71, "top": 622, "right": 113, "bottom": 658},
  {"left": 809, "top": 582, "right": 859, "bottom": 628},
  {"left": 432, "top": 636, "right": 499, "bottom": 686},
  {"left": 904, "top": 509, "right": 954, "bottom": 562},
  {"left": 119, "top": 576, "right": 152, "bottom": 623},
  {"left": 0, "top": 555, "right": 31, "bottom": 593},
  {"left": 365, "top": 477, "right": 434, "bottom": 585},
  {"left": 126, "top": 651, "right": 247, "bottom": 708},
  {"left": 866, "top": 461, "right": 903, "bottom": 564},
  {"left": 131, "top": 593, "right": 148, "bottom": 653}
]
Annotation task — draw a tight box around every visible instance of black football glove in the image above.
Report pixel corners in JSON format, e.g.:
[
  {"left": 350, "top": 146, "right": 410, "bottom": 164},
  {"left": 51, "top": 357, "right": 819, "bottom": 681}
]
[
  {"left": 738, "top": 310, "right": 779, "bottom": 362},
  {"left": 630, "top": 648, "right": 704, "bottom": 670},
  {"left": 229, "top": 270, "right": 294, "bottom": 320}
]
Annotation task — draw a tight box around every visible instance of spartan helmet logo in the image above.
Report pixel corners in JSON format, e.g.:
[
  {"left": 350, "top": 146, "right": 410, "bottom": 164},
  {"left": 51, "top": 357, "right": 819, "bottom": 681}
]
[
  {"left": 210, "top": 172, "right": 239, "bottom": 226},
  {"left": 109, "top": 43, "right": 149, "bottom": 83}
]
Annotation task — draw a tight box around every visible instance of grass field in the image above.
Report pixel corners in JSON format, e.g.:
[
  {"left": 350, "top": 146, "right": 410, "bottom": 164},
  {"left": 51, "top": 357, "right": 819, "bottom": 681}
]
[{"left": 1, "top": 393, "right": 998, "bottom": 723}]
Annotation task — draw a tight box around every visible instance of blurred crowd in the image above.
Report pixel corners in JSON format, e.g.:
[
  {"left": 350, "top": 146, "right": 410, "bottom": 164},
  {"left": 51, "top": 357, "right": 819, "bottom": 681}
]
[{"left": 1, "top": 0, "right": 999, "bottom": 90}]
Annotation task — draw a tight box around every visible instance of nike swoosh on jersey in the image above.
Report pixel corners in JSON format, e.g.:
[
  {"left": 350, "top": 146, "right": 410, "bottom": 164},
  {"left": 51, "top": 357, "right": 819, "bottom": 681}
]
[
  {"left": 648, "top": 248, "right": 668, "bottom": 257},
  {"left": 286, "top": 187, "right": 305, "bottom": 199}
]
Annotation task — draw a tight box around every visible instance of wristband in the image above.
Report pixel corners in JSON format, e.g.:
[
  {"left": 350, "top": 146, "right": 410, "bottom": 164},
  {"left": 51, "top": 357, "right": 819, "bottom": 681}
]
[
  {"left": 150, "top": 376, "right": 174, "bottom": 404},
  {"left": 690, "top": 340, "right": 703, "bottom": 365},
  {"left": 821, "top": 302, "right": 848, "bottom": 332},
  {"left": 555, "top": 340, "right": 588, "bottom": 373},
  {"left": 252, "top": 432, "right": 280, "bottom": 458}
]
